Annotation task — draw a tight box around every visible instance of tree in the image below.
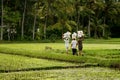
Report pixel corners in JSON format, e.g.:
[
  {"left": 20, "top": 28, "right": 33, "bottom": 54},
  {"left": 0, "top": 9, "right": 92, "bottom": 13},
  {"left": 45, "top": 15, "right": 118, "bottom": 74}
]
[
  {"left": 32, "top": 1, "right": 39, "bottom": 40},
  {"left": 102, "top": 0, "right": 120, "bottom": 37},
  {"left": 39, "top": 0, "right": 54, "bottom": 39},
  {"left": 48, "top": 0, "right": 77, "bottom": 34},
  {"left": 85, "top": 0, "right": 96, "bottom": 38},
  {"left": 1, "top": 0, "right": 120, "bottom": 40}
]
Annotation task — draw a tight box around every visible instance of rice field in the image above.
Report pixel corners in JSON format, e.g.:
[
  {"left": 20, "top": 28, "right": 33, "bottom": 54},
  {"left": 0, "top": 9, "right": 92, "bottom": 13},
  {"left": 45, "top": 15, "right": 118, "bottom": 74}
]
[
  {"left": 0, "top": 53, "right": 78, "bottom": 72},
  {"left": 0, "top": 38, "right": 120, "bottom": 80},
  {"left": 0, "top": 67, "right": 120, "bottom": 80}
]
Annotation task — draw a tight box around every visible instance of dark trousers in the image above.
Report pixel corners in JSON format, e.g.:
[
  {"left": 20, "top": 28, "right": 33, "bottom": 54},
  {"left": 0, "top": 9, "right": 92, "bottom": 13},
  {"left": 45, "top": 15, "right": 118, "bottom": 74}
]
[{"left": 72, "top": 48, "right": 77, "bottom": 55}]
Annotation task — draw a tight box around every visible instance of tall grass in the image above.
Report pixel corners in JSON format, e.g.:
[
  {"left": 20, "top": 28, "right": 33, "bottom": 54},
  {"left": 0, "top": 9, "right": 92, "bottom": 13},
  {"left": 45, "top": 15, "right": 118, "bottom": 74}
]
[
  {"left": 0, "top": 38, "right": 120, "bottom": 69},
  {"left": 0, "top": 53, "right": 78, "bottom": 72},
  {"left": 83, "top": 38, "right": 120, "bottom": 44},
  {"left": 0, "top": 67, "right": 120, "bottom": 80}
]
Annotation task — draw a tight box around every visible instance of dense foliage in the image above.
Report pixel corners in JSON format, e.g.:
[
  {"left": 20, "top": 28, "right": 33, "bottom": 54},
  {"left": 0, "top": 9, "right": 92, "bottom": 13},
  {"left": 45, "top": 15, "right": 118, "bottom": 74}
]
[{"left": 0, "top": 0, "right": 120, "bottom": 40}]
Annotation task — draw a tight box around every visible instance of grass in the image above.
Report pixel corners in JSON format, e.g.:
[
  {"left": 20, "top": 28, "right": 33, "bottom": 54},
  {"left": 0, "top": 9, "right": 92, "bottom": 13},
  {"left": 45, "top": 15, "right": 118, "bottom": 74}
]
[
  {"left": 0, "top": 38, "right": 120, "bottom": 79},
  {"left": 0, "top": 53, "right": 80, "bottom": 72},
  {"left": 83, "top": 38, "right": 120, "bottom": 44},
  {"left": 0, "top": 42, "right": 119, "bottom": 69},
  {"left": 0, "top": 67, "right": 120, "bottom": 80},
  {"left": 0, "top": 42, "right": 119, "bottom": 68}
]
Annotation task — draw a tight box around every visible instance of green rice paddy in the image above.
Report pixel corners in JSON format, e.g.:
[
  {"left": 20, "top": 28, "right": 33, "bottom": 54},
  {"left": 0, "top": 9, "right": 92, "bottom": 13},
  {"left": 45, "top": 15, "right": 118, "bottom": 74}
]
[{"left": 0, "top": 38, "right": 120, "bottom": 80}]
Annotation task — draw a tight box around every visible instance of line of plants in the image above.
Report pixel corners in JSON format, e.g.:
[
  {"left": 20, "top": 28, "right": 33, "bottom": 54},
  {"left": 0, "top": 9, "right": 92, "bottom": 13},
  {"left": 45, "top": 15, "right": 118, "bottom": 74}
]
[
  {"left": 84, "top": 49, "right": 120, "bottom": 69},
  {"left": 0, "top": 46, "right": 98, "bottom": 63},
  {"left": 0, "top": 53, "right": 82, "bottom": 73},
  {"left": 84, "top": 49, "right": 120, "bottom": 59},
  {"left": 0, "top": 67, "right": 120, "bottom": 80},
  {"left": 0, "top": 38, "right": 120, "bottom": 44},
  {"left": 0, "top": 46, "right": 119, "bottom": 69},
  {"left": 83, "top": 38, "right": 120, "bottom": 44}
]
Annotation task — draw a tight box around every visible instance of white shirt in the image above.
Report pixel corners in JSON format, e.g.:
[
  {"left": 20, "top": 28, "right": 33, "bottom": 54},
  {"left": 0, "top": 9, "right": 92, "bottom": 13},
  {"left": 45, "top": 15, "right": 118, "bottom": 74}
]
[{"left": 71, "top": 40, "right": 77, "bottom": 49}]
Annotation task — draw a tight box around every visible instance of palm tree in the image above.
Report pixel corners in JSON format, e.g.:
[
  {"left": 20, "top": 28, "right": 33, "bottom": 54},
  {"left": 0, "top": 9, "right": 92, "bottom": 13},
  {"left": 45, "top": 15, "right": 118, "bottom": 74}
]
[
  {"left": 32, "top": 0, "right": 39, "bottom": 40},
  {"left": 50, "top": 0, "right": 77, "bottom": 33},
  {"left": 40, "top": 0, "right": 73, "bottom": 39},
  {"left": 41, "top": 0, "right": 55, "bottom": 39},
  {"left": 92, "top": 0, "right": 104, "bottom": 38},
  {"left": 102, "top": 0, "right": 120, "bottom": 37},
  {"left": 32, "top": 0, "right": 42, "bottom": 40},
  {"left": 74, "top": 0, "right": 80, "bottom": 31},
  {"left": 85, "top": 0, "right": 108, "bottom": 38},
  {"left": 85, "top": 0, "right": 96, "bottom": 38}
]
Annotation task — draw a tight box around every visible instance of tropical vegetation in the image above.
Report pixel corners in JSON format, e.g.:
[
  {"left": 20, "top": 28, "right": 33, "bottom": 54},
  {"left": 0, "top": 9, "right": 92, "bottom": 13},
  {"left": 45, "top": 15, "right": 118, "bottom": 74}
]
[{"left": 0, "top": 0, "right": 120, "bottom": 41}]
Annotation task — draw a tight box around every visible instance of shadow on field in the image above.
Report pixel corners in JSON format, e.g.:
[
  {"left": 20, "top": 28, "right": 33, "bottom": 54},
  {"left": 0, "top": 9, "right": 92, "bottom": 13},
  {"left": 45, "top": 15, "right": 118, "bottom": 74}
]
[
  {"left": 110, "top": 64, "right": 120, "bottom": 69},
  {"left": 0, "top": 64, "right": 98, "bottom": 73}
]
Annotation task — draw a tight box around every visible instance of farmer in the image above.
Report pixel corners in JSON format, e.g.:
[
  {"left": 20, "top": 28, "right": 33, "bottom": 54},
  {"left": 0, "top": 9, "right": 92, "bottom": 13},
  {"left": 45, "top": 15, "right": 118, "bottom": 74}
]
[
  {"left": 62, "top": 31, "right": 71, "bottom": 54},
  {"left": 71, "top": 38, "right": 77, "bottom": 55},
  {"left": 77, "top": 30, "right": 84, "bottom": 56}
]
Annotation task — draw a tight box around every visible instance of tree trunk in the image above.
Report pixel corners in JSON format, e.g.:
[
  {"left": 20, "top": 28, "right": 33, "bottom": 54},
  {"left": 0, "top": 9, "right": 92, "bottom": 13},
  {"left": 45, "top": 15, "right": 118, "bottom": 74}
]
[
  {"left": 33, "top": 4, "right": 37, "bottom": 40},
  {"left": 21, "top": 0, "right": 26, "bottom": 40},
  {"left": 33, "top": 13, "right": 36, "bottom": 40},
  {"left": 44, "top": 16, "right": 47, "bottom": 39},
  {"left": 102, "top": 27, "right": 105, "bottom": 37},
  {"left": 94, "top": 26, "right": 97, "bottom": 38},
  {"left": 1, "top": 0, "right": 3, "bottom": 40},
  {"left": 75, "top": 0, "right": 79, "bottom": 31},
  {"left": 77, "top": 10, "right": 80, "bottom": 30},
  {"left": 88, "top": 15, "right": 91, "bottom": 38},
  {"left": 44, "top": 1, "right": 50, "bottom": 39},
  {"left": 7, "top": 24, "right": 10, "bottom": 41},
  {"left": 103, "top": 17, "right": 106, "bottom": 37}
]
